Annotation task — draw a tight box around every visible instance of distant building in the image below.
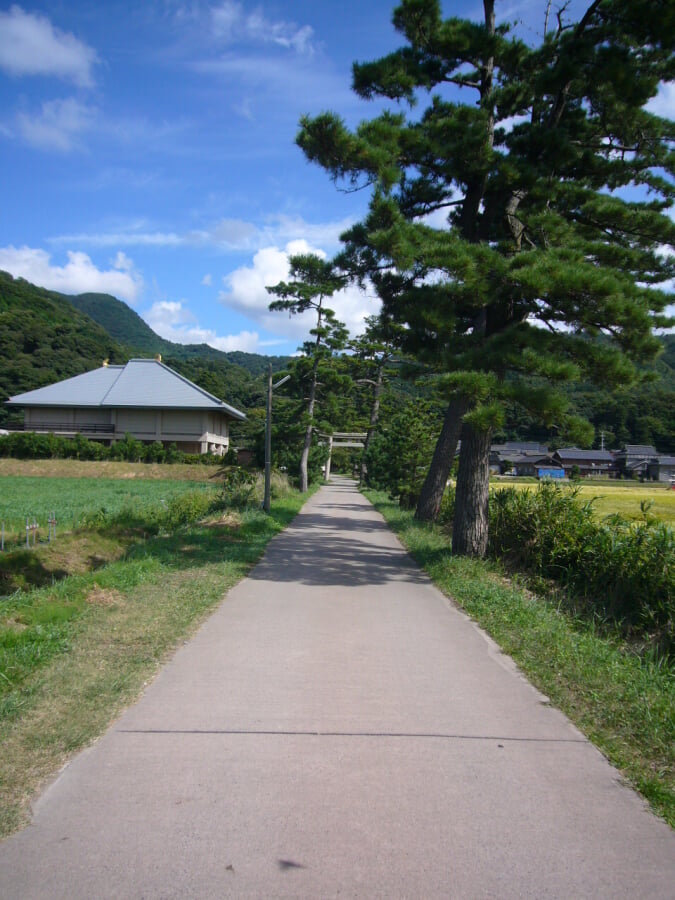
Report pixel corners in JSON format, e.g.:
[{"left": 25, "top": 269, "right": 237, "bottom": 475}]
[
  {"left": 647, "top": 456, "right": 675, "bottom": 484},
  {"left": 6, "top": 358, "right": 245, "bottom": 456},
  {"left": 511, "top": 453, "right": 565, "bottom": 479},
  {"left": 490, "top": 442, "right": 549, "bottom": 473},
  {"left": 552, "top": 448, "right": 615, "bottom": 478},
  {"left": 613, "top": 445, "right": 659, "bottom": 479}
]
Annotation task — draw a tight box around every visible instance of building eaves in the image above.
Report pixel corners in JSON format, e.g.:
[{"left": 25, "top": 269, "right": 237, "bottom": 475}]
[{"left": 6, "top": 359, "right": 246, "bottom": 420}]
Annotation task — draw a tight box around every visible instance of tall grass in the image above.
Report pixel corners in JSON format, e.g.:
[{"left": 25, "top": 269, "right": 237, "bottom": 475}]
[{"left": 488, "top": 483, "right": 674, "bottom": 657}]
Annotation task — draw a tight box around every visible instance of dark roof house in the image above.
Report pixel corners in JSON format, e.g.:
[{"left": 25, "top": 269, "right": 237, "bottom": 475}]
[
  {"left": 614, "top": 445, "right": 659, "bottom": 478},
  {"left": 6, "top": 358, "right": 245, "bottom": 455},
  {"left": 511, "top": 453, "right": 565, "bottom": 478},
  {"left": 553, "top": 448, "right": 614, "bottom": 477}
]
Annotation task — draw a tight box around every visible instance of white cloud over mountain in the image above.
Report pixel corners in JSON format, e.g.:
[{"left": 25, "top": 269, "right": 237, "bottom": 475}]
[
  {"left": 144, "top": 299, "right": 262, "bottom": 352},
  {"left": 0, "top": 245, "right": 142, "bottom": 302},
  {"left": 219, "top": 240, "right": 379, "bottom": 344}
]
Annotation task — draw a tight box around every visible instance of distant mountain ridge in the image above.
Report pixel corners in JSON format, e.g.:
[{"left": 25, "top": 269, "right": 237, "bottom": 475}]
[{"left": 67, "top": 292, "right": 290, "bottom": 377}]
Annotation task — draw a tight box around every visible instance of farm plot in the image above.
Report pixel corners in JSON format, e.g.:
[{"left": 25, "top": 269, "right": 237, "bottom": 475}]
[
  {"left": 0, "top": 476, "right": 219, "bottom": 543},
  {"left": 492, "top": 479, "right": 675, "bottom": 525}
]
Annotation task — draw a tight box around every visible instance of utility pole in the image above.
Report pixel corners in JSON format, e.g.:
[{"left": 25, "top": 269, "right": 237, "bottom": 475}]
[{"left": 264, "top": 364, "right": 290, "bottom": 513}]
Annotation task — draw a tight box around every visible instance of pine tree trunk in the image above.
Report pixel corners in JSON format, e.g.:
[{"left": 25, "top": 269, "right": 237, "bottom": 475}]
[
  {"left": 299, "top": 425, "right": 311, "bottom": 493},
  {"left": 360, "top": 363, "right": 384, "bottom": 484},
  {"left": 415, "top": 396, "right": 471, "bottom": 522},
  {"left": 452, "top": 421, "right": 492, "bottom": 558},
  {"left": 299, "top": 316, "right": 323, "bottom": 494}
]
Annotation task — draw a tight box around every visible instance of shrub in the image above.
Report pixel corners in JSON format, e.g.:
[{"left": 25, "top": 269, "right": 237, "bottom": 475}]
[
  {"left": 0, "top": 432, "right": 62, "bottom": 459},
  {"left": 162, "top": 490, "right": 216, "bottom": 529},
  {"left": 109, "top": 433, "right": 144, "bottom": 462},
  {"left": 488, "top": 483, "right": 674, "bottom": 657},
  {"left": 143, "top": 441, "right": 166, "bottom": 463},
  {"left": 222, "top": 467, "right": 259, "bottom": 508}
]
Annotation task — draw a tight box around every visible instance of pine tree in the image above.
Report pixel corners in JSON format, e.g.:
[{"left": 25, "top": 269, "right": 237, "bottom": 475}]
[
  {"left": 348, "top": 314, "right": 404, "bottom": 482},
  {"left": 297, "top": 0, "right": 674, "bottom": 555},
  {"left": 267, "top": 254, "right": 350, "bottom": 492}
]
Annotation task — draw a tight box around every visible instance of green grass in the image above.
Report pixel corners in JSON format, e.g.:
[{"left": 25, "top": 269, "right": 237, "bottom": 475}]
[
  {"left": 365, "top": 489, "right": 675, "bottom": 828},
  {"left": 0, "top": 475, "right": 218, "bottom": 538},
  {"left": 0, "top": 485, "right": 312, "bottom": 838}
]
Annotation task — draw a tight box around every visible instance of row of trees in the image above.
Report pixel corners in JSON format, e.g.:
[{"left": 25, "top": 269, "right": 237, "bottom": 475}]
[{"left": 265, "top": 0, "right": 674, "bottom": 557}]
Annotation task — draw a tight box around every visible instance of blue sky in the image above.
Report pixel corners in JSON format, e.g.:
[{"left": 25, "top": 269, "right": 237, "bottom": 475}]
[{"left": 0, "top": 1, "right": 672, "bottom": 356}]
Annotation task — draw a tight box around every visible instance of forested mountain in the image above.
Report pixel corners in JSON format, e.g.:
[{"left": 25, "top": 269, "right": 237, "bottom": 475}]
[
  {"left": 0, "top": 271, "right": 128, "bottom": 423},
  {"left": 68, "top": 292, "right": 290, "bottom": 376}
]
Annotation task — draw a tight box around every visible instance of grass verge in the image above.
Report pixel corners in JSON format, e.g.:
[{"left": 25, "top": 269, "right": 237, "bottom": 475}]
[
  {"left": 0, "top": 487, "right": 311, "bottom": 840},
  {"left": 365, "top": 490, "right": 675, "bottom": 828}
]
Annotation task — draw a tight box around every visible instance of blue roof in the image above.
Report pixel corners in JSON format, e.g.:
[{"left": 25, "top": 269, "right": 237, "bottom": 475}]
[{"left": 7, "top": 359, "right": 246, "bottom": 420}]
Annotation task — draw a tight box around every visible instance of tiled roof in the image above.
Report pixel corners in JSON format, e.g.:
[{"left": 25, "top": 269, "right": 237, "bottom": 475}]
[
  {"left": 553, "top": 449, "right": 613, "bottom": 462},
  {"left": 491, "top": 442, "right": 548, "bottom": 454},
  {"left": 7, "top": 359, "right": 246, "bottom": 420},
  {"left": 620, "top": 445, "right": 658, "bottom": 456}
]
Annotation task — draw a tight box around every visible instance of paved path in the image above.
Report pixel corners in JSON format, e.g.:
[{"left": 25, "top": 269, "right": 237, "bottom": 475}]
[{"left": 0, "top": 478, "right": 673, "bottom": 898}]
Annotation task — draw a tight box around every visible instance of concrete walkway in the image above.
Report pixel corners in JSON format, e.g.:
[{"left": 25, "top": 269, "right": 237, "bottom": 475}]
[{"left": 0, "top": 478, "right": 673, "bottom": 898}]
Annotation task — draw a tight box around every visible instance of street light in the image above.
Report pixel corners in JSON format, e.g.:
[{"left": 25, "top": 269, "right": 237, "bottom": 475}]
[{"left": 264, "top": 363, "right": 290, "bottom": 513}]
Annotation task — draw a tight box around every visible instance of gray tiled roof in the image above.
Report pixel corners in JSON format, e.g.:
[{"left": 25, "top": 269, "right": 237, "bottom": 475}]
[
  {"left": 553, "top": 449, "right": 613, "bottom": 462},
  {"left": 7, "top": 365, "right": 121, "bottom": 407},
  {"left": 620, "top": 445, "right": 658, "bottom": 456},
  {"left": 7, "top": 359, "right": 246, "bottom": 420}
]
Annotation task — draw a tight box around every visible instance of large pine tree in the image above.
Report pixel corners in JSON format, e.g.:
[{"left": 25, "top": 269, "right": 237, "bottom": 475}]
[{"left": 298, "top": 0, "right": 674, "bottom": 555}]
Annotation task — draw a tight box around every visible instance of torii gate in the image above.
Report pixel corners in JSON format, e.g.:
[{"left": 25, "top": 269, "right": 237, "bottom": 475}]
[{"left": 319, "top": 432, "right": 367, "bottom": 481}]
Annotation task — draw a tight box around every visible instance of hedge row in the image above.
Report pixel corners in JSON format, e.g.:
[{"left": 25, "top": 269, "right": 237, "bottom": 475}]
[{"left": 0, "top": 431, "right": 234, "bottom": 466}]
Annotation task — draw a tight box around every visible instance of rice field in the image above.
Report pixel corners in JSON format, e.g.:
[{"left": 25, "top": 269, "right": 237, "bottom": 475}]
[{"left": 491, "top": 478, "right": 675, "bottom": 525}]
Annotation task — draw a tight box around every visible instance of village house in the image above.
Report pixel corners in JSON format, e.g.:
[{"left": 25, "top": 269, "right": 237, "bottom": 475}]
[
  {"left": 5, "top": 358, "right": 245, "bottom": 456},
  {"left": 647, "top": 456, "right": 675, "bottom": 484},
  {"left": 489, "top": 442, "right": 549, "bottom": 474},
  {"left": 510, "top": 453, "right": 565, "bottom": 479},
  {"left": 552, "top": 448, "right": 615, "bottom": 478},
  {"left": 613, "top": 445, "right": 659, "bottom": 479}
]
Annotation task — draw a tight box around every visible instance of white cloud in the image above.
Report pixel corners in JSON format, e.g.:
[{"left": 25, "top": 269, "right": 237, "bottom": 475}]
[
  {"left": 17, "top": 97, "right": 96, "bottom": 152},
  {"left": 211, "top": 1, "right": 315, "bottom": 54},
  {"left": 144, "top": 298, "right": 262, "bottom": 352},
  {"left": 0, "top": 6, "right": 98, "bottom": 86},
  {"left": 0, "top": 245, "right": 142, "bottom": 302},
  {"left": 202, "top": 273, "right": 213, "bottom": 286},
  {"left": 50, "top": 214, "right": 350, "bottom": 252},
  {"left": 218, "top": 240, "right": 379, "bottom": 343},
  {"left": 647, "top": 82, "right": 675, "bottom": 120}
]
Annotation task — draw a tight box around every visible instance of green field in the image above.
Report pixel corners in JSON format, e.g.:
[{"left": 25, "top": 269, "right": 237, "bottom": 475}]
[
  {"left": 0, "top": 476, "right": 218, "bottom": 538},
  {"left": 492, "top": 479, "right": 675, "bottom": 525}
]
